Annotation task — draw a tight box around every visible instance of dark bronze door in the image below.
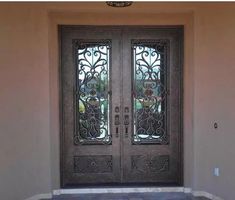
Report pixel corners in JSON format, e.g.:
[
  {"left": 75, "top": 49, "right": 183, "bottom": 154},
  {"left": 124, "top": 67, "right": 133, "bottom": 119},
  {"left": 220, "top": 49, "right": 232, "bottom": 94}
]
[{"left": 60, "top": 26, "right": 183, "bottom": 187}]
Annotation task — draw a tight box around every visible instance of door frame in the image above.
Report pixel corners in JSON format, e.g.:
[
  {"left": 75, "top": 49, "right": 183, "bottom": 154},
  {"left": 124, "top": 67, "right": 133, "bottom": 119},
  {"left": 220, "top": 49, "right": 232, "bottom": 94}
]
[
  {"left": 59, "top": 25, "right": 184, "bottom": 188},
  {"left": 48, "top": 7, "right": 194, "bottom": 191}
]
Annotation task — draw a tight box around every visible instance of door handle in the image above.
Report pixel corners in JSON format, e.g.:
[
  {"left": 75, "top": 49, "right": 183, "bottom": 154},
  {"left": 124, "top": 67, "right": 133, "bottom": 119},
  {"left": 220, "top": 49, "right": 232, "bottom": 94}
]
[
  {"left": 125, "top": 126, "right": 128, "bottom": 138},
  {"left": 124, "top": 112, "right": 129, "bottom": 138},
  {"left": 114, "top": 114, "right": 120, "bottom": 138},
  {"left": 114, "top": 115, "right": 120, "bottom": 138},
  {"left": 124, "top": 115, "right": 129, "bottom": 125},
  {"left": 115, "top": 115, "right": 120, "bottom": 125},
  {"left": 114, "top": 106, "right": 120, "bottom": 138},
  {"left": 124, "top": 107, "right": 130, "bottom": 138}
]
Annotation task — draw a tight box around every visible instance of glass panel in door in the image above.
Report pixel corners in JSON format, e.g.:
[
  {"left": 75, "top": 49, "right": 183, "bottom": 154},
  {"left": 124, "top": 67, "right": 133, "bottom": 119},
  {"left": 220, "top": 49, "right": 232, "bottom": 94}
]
[{"left": 75, "top": 42, "right": 111, "bottom": 144}]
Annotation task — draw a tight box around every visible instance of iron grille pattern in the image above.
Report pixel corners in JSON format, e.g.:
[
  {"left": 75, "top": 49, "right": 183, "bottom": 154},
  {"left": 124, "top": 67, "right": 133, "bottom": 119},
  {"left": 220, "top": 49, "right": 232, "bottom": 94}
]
[
  {"left": 74, "top": 40, "right": 111, "bottom": 145},
  {"left": 132, "top": 40, "right": 169, "bottom": 144},
  {"left": 131, "top": 155, "right": 169, "bottom": 173},
  {"left": 74, "top": 155, "right": 113, "bottom": 173}
]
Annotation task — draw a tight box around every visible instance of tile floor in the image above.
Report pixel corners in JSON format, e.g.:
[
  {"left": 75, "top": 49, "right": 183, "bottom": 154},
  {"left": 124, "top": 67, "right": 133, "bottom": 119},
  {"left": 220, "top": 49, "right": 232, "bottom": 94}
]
[{"left": 47, "top": 192, "right": 210, "bottom": 200}]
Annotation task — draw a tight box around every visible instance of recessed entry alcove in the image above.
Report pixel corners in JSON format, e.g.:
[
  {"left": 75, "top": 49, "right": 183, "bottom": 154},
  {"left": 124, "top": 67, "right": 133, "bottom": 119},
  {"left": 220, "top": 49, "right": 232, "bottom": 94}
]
[
  {"left": 1, "top": 3, "right": 235, "bottom": 200},
  {"left": 49, "top": 11, "right": 194, "bottom": 191}
]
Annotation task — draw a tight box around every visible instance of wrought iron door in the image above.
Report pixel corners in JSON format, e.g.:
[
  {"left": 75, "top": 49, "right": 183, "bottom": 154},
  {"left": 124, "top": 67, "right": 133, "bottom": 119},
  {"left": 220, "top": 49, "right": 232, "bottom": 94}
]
[{"left": 60, "top": 26, "right": 183, "bottom": 187}]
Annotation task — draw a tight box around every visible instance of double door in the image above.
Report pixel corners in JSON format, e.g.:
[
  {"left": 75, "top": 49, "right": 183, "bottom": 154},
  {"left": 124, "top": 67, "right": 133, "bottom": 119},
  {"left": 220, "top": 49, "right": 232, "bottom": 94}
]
[{"left": 60, "top": 26, "right": 183, "bottom": 187}]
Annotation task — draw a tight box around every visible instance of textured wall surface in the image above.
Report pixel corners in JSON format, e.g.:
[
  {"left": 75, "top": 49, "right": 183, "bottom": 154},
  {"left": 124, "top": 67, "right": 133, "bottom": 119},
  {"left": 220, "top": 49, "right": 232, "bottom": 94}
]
[
  {"left": 0, "top": 5, "right": 51, "bottom": 200},
  {"left": 193, "top": 7, "right": 235, "bottom": 200},
  {"left": 0, "top": 3, "right": 235, "bottom": 200}
]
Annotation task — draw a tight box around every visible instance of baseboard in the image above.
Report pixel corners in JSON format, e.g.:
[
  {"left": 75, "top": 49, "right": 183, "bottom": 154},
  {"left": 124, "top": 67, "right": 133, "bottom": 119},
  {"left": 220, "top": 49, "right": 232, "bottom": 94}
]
[
  {"left": 25, "top": 187, "right": 223, "bottom": 200},
  {"left": 24, "top": 193, "right": 52, "bottom": 200}
]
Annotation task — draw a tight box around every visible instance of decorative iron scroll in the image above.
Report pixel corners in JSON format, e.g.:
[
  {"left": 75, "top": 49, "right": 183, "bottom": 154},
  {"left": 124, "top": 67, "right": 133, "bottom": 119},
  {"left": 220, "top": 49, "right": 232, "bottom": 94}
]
[
  {"left": 74, "top": 40, "right": 111, "bottom": 145},
  {"left": 132, "top": 40, "right": 169, "bottom": 144},
  {"left": 74, "top": 155, "right": 113, "bottom": 173},
  {"left": 131, "top": 155, "right": 169, "bottom": 173}
]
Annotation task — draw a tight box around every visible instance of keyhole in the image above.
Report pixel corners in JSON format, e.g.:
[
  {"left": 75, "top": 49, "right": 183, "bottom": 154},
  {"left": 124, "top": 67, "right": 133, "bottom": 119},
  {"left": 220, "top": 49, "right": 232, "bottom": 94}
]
[{"left": 214, "top": 122, "right": 218, "bottom": 129}]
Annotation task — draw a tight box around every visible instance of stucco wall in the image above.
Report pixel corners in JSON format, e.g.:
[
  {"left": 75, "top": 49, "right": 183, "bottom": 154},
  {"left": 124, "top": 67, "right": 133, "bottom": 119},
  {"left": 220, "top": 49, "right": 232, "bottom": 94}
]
[
  {"left": 0, "top": 3, "right": 235, "bottom": 200},
  {"left": 0, "top": 4, "right": 51, "bottom": 200},
  {"left": 193, "top": 7, "right": 235, "bottom": 199}
]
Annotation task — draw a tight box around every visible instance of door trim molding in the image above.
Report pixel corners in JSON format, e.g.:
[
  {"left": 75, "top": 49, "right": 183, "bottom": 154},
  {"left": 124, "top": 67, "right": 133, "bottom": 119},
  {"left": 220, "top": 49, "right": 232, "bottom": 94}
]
[{"left": 49, "top": 10, "right": 194, "bottom": 190}]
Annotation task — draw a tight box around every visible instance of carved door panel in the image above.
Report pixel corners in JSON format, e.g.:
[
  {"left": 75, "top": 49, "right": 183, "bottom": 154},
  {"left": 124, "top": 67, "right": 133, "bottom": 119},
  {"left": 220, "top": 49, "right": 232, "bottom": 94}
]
[{"left": 60, "top": 26, "right": 183, "bottom": 187}]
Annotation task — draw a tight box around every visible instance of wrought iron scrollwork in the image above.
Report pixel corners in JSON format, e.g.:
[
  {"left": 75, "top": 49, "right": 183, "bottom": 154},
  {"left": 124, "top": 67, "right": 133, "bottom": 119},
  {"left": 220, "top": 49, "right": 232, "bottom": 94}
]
[
  {"left": 74, "top": 40, "right": 111, "bottom": 145},
  {"left": 132, "top": 40, "right": 169, "bottom": 144},
  {"left": 74, "top": 155, "right": 113, "bottom": 173},
  {"left": 131, "top": 155, "right": 169, "bottom": 173}
]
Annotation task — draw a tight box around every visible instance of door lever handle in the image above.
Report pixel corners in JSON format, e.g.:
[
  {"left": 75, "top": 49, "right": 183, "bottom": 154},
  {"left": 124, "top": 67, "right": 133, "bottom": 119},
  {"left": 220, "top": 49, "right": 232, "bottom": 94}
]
[
  {"left": 115, "top": 115, "right": 120, "bottom": 125},
  {"left": 114, "top": 114, "right": 120, "bottom": 138},
  {"left": 125, "top": 126, "right": 128, "bottom": 138},
  {"left": 124, "top": 115, "right": 129, "bottom": 138},
  {"left": 124, "top": 115, "right": 129, "bottom": 125}
]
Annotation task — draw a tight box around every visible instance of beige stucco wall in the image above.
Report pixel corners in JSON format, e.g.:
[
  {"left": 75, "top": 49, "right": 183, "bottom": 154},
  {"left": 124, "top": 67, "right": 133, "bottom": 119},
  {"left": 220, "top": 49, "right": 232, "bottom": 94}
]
[
  {"left": 0, "top": 3, "right": 235, "bottom": 200},
  {"left": 0, "top": 4, "right": 52, "bottom": 200},
  {"left": 193, "top": 7, "right": 235, "bottom": 199}
]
